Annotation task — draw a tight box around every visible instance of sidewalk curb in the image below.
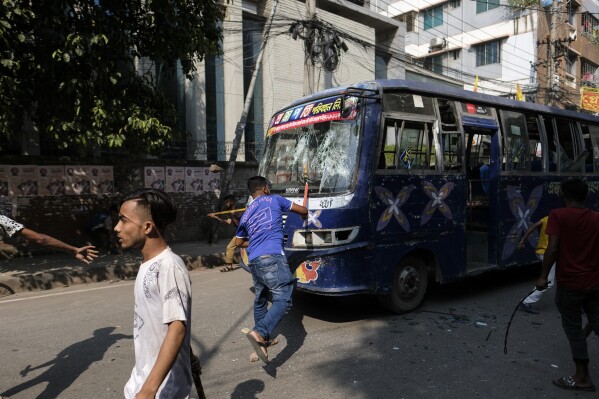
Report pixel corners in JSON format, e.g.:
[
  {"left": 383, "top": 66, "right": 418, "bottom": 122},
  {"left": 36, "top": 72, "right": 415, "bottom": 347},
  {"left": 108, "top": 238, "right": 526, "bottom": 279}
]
[{"left": 0, "top": 250, "right": 230, "bottom": 297}]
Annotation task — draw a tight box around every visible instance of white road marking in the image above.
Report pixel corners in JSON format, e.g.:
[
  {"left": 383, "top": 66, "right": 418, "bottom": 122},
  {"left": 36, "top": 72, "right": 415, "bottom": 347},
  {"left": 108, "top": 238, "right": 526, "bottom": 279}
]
[{"left": 0, "top": 282, "right": 135, "bottom": 304}]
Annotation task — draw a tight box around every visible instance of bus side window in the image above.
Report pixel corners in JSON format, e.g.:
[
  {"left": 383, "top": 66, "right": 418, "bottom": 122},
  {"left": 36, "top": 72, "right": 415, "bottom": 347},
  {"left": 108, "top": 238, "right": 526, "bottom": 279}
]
[
  {"left": 398, "top": 121, "right": 436, "bottom": 171},
  {"left": 437, "top": 98, "right": 463, "bottom": 172},
  {"left": 581, "top": 123, "right": 599, "bottom": 172},
  {"left": 500, "top": 110, "right": 530, "bottom": 171},
  {"left": 543, "top": 117, "right": 557, "bottom": 172},
  {"left": 555, "top": 118, "right": 578, "bottom": 172},
  {"left": 379, "top": 121, "right": 398, "bottom": 169},
  {"left": 525, "top": 114, "right": 543, "bottom": 172}
]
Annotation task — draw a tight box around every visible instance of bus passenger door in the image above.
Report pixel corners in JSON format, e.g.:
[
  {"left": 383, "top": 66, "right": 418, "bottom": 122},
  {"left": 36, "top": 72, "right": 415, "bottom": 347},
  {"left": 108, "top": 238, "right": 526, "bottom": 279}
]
[{"left": 464, "top": 126, "right": 498, "bottom": 269}]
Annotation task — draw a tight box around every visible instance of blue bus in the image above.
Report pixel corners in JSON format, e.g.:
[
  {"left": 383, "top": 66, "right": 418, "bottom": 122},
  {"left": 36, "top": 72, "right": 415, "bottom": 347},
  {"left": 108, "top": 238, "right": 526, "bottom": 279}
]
[{"left": 254, "top": 79, "right": 599, "bottom": 313}]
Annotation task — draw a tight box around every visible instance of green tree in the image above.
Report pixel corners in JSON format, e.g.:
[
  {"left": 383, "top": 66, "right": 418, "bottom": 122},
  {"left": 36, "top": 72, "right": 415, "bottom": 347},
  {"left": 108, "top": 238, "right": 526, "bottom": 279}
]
[{"left": 0, "top": 0, "right": 224, "bottom": 156}]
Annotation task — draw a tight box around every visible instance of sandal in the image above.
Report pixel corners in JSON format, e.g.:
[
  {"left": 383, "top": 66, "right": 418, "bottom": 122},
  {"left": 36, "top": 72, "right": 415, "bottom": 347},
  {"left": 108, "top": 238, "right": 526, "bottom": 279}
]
[
  {"left": 553, "top": 376, "right": 596, "bottom": 392},
  {"left": 220, "top": 265, "right": 236, "bottom": 272},
  {"left": 246, "top": 331, "right": 269, "bottom": 364}
]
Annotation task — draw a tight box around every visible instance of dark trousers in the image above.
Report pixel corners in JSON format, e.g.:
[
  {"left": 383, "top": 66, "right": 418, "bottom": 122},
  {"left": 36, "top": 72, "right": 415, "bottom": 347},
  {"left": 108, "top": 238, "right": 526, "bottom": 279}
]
[{"left": 555, "top": 285, "right": 599, "bottom": 363}]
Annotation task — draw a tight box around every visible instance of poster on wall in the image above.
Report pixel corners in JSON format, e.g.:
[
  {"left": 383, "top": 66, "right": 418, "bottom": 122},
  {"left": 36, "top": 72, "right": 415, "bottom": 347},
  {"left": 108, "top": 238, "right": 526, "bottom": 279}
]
[
  {"left": 144, "top": 167, "right": 165, "bottom": 191},
  {"left": 65, "top": 166, "right": 92, "bottom": 195},
  {"left": 165, "top": 166, "right": 185, "bottom": 193},
  {"left": 0, "top": 166, "right": 9, "bottom": 197},
  {"left": 204, "top": 167, "right": 221, "bottom": 193},
  {"left": 184, "top": 167, "right": 205, "bottom": 195},
  {"left": 38, "top": 165, "right": 66, "bottom": 196},
  {"left": 9, "top": 165, "right": 39, "bottom": 196},
  {"left": 91, "top": 166, "right": 114, "bottom": 195}
]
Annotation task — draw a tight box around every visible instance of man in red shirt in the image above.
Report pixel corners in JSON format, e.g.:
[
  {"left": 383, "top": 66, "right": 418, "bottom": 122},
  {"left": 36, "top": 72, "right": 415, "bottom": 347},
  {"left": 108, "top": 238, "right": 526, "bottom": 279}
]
[{"left": 536, "top": 178, "right": 599, "bottom": 392}]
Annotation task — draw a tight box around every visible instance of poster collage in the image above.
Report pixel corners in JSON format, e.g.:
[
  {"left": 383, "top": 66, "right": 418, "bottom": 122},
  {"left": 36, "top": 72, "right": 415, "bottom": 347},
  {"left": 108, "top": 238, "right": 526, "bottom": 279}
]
[
  {"left": 144, "top": 166, "right": 220, "bottom": 195},
  {"left": 0, "top": 165, "right": 114, "bottom": 197}
]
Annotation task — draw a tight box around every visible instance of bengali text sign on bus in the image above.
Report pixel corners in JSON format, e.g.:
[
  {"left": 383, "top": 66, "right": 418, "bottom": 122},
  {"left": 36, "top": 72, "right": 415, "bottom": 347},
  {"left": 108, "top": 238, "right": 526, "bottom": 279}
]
[
  {"left": 580, "top": 87, "right": 599, "bottom": 113},
  {"left": 267, "top": 96, "right": 355, "bottom": 136}
]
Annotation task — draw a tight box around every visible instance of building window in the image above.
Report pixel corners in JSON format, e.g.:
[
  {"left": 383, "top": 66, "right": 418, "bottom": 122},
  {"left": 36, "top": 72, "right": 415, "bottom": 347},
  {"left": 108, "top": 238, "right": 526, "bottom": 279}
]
[
  {"left": 581, "top": 59, "right": 599, "bottom": 86},
  {"left": 423, "top": 6, "right": 443, "bottom": 31},
  {"left": 568, "top": 4, "right": 579, "bottom": 26},
  {"left": 476, "top": 0, "right": 499, "bottom": 14},
  {"left": 395, "top": 11, "right": 417, "bottom": 32},
  {"left": 423, "top": 54, "right": 444, "bottom": 74},
  {"left": 566, "top": 52, "right": 578, "bottom": 76},
  {"left": 376, "top": 51, "right": 390, "bottom": 79},
  {"left": 475, "top": 41, "right": 500, "bottom": 66},
  {"left": 582, "top": 12, "right": 599, "bottom": 36},
  {"left": 243, "top": 15, "right": 265, "bottom": 162}
]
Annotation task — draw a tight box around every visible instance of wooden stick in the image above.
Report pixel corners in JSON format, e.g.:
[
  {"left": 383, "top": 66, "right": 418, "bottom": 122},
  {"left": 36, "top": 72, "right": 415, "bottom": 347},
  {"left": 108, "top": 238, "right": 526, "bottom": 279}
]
[
  {"left": 208, "top": 207, "right": 246, "bottom": 216},
  {"left": 302, "top": 165, "right": 309, "bottom": 208}
]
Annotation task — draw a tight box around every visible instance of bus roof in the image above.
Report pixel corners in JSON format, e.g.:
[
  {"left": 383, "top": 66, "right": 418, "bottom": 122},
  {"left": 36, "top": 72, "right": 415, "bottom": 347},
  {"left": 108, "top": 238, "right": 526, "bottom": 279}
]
[{"left": 282, "top": 79, "right": 599, "bottom": 124}]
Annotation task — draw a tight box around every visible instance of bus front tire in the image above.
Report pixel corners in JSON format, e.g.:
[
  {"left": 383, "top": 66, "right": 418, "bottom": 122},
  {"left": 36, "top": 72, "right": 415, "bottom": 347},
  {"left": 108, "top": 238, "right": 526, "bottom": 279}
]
[{"left": 378, "top": 256, "right": 428, "bottom": 314}]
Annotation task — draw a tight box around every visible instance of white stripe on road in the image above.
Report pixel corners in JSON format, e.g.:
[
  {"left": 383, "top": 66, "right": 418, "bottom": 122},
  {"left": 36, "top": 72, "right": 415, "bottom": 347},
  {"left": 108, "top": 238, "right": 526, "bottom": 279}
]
[{"left": 0, "top": 281, "right": 135, "bottom": 304}]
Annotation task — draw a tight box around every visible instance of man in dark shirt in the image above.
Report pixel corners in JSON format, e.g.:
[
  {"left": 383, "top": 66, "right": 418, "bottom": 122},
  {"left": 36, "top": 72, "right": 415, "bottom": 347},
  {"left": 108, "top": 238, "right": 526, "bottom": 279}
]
[
  {"left": 208, "top": 195, "right": 242, "bottom": 272},
  {"left": 536, "top": 178, "right": 599, "bottom": 392}
]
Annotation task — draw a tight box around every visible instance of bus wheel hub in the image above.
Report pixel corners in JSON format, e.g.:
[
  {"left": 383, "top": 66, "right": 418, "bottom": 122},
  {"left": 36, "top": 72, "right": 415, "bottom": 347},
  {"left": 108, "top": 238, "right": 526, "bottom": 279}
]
[{"left": 398, "top": 266, "right": 420, "bottom": 299}]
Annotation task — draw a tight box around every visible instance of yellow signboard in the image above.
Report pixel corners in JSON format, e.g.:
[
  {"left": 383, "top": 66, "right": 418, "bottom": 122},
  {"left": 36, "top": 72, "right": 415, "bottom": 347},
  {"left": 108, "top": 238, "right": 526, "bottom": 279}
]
[{"left": 580, "top": 87, "right": 599, "bottom": 112}]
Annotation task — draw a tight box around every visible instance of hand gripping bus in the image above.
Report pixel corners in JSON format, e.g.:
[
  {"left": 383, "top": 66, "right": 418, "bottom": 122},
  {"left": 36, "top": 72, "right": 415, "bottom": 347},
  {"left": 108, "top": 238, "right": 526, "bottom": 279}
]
[{"left": 248, "top": 79, "right": 599, "bottom": 314}]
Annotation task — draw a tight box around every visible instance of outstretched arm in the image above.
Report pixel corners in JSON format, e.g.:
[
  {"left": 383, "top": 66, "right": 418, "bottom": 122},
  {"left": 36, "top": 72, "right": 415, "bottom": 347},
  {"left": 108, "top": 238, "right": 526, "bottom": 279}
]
[
  {"left": 19, "top": 228, "right": 98, "bottom": 264},
  {"left": 290, "top": 203, "right": 308, "bottom": 219},
  {"left": 135, "top": 320, "right": 186, "bottom": 399},
  {"left": 518, "top": 219, "right": 543, "bottom": 249},
  {"left": 536, "top": 234, "right": 558, "bottom": 290}
]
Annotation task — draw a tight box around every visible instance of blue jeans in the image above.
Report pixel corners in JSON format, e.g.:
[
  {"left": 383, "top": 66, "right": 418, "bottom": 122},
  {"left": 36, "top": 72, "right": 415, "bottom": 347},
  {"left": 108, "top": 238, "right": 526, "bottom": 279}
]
[
  {"left": 249, "top": 254, "right": 294, "bottom": 341},
  {"left": 555, "top": 285, "right": 599, "bottom": 363}
]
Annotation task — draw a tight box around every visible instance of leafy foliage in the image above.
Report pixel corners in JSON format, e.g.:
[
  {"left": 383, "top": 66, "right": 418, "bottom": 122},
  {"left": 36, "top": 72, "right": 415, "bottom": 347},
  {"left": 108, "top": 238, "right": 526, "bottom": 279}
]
[
  {"left": 0, "top": 0, "right": 224, "bottom": 156},
  {"left": 506, "top": 0, "right": 540, "bottom": 11}
]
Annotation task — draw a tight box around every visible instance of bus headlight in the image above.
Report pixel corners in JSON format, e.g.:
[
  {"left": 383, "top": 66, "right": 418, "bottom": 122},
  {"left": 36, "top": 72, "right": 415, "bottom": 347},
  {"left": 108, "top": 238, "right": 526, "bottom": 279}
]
[{"left": 292, "top": 226, "right": 359, "bottom": 248}]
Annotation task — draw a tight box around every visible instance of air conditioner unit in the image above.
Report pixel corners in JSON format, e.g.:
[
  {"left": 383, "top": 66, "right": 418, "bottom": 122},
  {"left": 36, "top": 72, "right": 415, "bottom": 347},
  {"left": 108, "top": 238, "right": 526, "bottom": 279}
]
[{"left": 430, "top": 37, "right": 446, "bottom": 49}]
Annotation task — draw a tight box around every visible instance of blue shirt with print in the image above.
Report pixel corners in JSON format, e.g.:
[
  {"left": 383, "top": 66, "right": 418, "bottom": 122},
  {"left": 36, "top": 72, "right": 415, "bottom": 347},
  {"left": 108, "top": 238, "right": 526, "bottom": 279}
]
[{"left": 235, "top": 194, "right": 292, "bottom": 262}]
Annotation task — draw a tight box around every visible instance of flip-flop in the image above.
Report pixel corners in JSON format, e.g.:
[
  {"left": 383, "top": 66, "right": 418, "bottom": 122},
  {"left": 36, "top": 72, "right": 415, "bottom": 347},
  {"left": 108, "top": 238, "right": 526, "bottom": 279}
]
[
  {"left": 553, "top": 376, "right": 596, "bottom": 392},
  {"left": 220, "top": 265, "right": 236, "bottom": 272},
  {"left": 246, "top": 331, "right": 269, "bottom": 364}
]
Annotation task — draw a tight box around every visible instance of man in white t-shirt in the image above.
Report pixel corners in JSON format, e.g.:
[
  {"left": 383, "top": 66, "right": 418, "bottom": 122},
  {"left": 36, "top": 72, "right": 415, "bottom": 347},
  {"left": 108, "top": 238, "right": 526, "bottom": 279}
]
[{"left": 114, "top": 189, "right": 192, "bottom": 399}]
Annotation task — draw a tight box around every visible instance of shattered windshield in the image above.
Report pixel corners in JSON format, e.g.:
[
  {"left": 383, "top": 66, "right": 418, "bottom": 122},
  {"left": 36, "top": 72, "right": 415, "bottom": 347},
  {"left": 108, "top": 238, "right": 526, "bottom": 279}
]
[{"left": 259, "top": 117, "right": 361, "bottom": 195}]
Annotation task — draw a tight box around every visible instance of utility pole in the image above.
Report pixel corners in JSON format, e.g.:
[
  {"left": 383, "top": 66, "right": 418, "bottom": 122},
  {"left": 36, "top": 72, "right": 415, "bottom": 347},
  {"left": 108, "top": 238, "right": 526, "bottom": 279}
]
[
  {"left": 212, "top": 0, "right": 280, "bottom": 238},
  {"left": 304, "top": 0, "right": 317, "bottom": 95},
  {"left": 546, "top": 0, "right": 558, "bottom": 106}
]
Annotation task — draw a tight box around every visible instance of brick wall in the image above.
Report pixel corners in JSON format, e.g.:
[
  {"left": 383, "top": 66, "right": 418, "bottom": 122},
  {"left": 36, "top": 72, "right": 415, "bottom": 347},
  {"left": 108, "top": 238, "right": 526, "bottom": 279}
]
[{"left": 9, "top": 163, "right": 258, "bottom": 250}]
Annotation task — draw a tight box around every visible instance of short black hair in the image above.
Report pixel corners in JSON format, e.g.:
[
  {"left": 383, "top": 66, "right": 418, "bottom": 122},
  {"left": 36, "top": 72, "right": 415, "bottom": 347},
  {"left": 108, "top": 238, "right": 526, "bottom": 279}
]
[
  {"left": 560, "top": 178, "right": 588, "bottom": 203},
  {"left": 223, "top": 195, "right": 236, "bottom": 202},
  {"left": 247, "top": 176, "right": 269, "bottom": 194},
  {"left": 122, "top": 188, "right": 177, "bottom": 231}
]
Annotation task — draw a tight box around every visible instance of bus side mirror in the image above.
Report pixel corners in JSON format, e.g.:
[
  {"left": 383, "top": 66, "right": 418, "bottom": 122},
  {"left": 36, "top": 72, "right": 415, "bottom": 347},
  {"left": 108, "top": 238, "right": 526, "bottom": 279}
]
[{"left": 340, "top": 96, "right": 359, "bottom": 118}]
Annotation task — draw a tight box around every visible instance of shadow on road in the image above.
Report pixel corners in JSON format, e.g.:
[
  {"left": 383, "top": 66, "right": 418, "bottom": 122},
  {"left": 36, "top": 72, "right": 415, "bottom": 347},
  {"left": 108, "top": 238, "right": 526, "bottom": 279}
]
[
  {"left": 230, "top": 378, "right": 265, "bottom": 399},
  {"left": 1, "top": 327, "right": 131, "bottom": 399}
]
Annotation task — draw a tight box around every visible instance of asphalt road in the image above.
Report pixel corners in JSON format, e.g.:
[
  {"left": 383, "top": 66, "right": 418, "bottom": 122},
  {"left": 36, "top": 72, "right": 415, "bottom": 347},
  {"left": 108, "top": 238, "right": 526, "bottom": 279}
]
[{"left": 0, "top": 264, "right": 597, "bottom": 399}]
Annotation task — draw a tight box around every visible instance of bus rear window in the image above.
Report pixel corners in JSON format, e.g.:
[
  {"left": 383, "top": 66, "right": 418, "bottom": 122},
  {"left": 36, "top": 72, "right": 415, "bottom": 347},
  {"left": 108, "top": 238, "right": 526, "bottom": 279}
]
[{"left": 383, "top": 93, "right": 435, "bottom": 115}]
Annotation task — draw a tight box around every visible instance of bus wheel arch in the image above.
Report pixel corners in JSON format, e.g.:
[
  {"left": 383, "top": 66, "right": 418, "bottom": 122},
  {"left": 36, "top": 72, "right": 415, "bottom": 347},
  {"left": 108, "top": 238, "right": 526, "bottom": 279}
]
[{"left": 378, "top": 251, "right": 434, "bottom": 314}]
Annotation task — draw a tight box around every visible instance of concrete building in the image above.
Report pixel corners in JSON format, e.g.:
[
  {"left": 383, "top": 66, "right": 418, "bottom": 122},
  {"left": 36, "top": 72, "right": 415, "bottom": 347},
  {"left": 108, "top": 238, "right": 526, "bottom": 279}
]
[
  {"left": 377, "top": 0, "right": 599, "bottom": 109},
  {"left": 535, "top": 0, "right": 599, "bottom": 109},
  {"left": 377, "top": 0, "right": 537, "bottom": 96},
  {"left": 178, "top": 0, "right": 405, "bottom": 163}
]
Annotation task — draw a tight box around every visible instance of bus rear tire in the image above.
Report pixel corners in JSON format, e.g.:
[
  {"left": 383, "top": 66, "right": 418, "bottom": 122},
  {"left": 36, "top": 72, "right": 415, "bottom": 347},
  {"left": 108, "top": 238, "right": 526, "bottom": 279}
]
[{"left": 378, "top": 256, "right": 428, "bottom": 314}]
